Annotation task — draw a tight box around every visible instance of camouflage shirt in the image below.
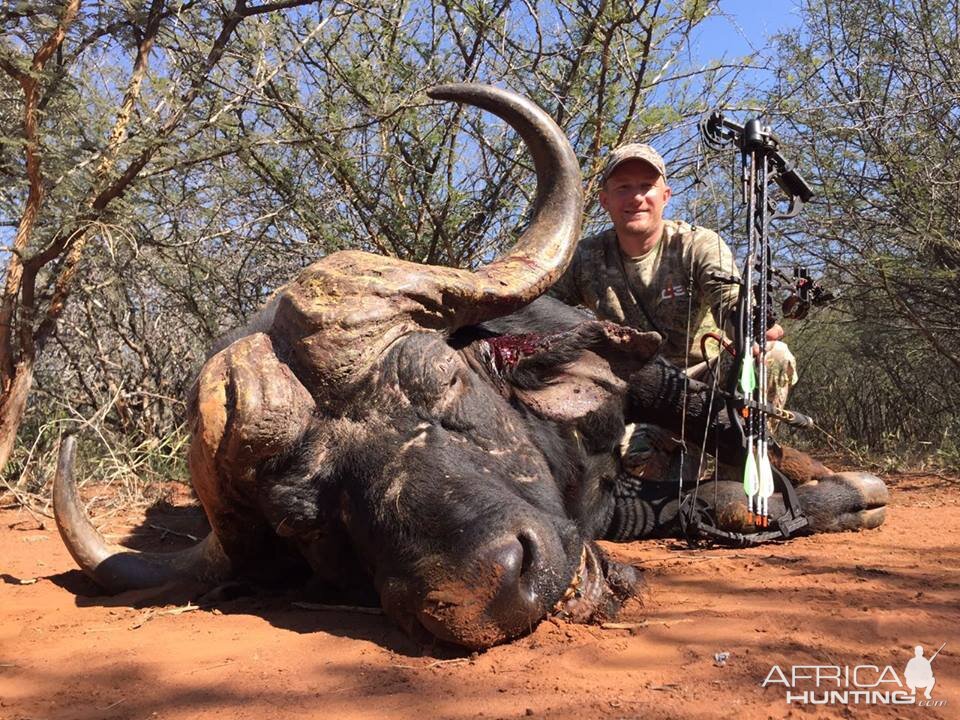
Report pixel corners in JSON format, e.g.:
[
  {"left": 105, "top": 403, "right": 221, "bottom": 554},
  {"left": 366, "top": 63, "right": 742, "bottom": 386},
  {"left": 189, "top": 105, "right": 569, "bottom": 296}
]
[{"left": 549, "top": 220, "right": 741, "bottom": 366}]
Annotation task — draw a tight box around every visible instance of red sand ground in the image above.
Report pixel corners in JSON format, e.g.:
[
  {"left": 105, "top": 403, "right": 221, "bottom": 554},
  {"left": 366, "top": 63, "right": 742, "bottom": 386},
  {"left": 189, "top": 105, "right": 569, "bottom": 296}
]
[{"left": 1, "top": 471, "right": 957, "bottom": 720}]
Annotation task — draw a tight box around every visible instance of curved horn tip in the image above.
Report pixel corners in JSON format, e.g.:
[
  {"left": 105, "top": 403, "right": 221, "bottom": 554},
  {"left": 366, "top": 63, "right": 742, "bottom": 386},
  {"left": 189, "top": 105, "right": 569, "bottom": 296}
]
[
  {"left": 58, "top": 432, "right": 78, "bottom": 463},
  {"left": 52, "top": 432, "right": 230, "bottom": 593},
  {"left": 425, "top": 83, "right": 470, "bottom": 100},
  {"left": 425, "top": 83, "right": 520, "bottom": 106},
  {"left": 417, "top": 82, "right": 582, "bottom": 325},
  {"left": 53, "top": 430, "right": 116, "bottom": 582}
]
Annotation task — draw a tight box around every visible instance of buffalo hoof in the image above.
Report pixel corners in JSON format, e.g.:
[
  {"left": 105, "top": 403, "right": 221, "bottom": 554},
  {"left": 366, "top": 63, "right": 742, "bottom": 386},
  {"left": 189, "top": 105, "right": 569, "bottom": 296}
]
[{"left": 797, "top": 471, "right": 888, "bottom": 532}]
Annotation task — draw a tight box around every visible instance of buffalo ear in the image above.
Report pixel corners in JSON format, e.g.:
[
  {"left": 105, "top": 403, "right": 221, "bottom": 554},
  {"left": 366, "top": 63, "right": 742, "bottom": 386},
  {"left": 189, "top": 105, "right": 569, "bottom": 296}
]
[
  {"left": 587, "top": 322, "right": 662, "bottom": 376},
  {"left": 504, "top": 320, "right": 662, "bottom": 390},
  {"left": 513, "top": 349, "right": 625, "bottom": 423},
  {"left": 493, "top": 320, "right": 663, "bottom": 423}
]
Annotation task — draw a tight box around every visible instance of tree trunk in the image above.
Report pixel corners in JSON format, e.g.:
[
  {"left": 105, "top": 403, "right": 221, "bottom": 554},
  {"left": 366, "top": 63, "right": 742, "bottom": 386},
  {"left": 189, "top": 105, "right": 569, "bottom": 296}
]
[{"left": 0, "top": 362, "right": 36, "bottom": 474}]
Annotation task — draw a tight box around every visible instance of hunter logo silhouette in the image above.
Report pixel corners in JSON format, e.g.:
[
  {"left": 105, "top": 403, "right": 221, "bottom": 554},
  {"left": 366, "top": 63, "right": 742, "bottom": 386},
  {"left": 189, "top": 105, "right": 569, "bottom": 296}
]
[{"left": 904, "top": 643, "right": 945, "bottom": 700}]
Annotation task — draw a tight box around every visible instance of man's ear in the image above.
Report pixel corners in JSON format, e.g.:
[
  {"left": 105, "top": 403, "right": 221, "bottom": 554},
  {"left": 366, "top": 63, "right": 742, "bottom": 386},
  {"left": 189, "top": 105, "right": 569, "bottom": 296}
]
[
  {"left": 662, "top": 182, "right": 672, "bottom": 205},
  {"left": 599, "top": 187, "right": 610, "bottom": 211}
]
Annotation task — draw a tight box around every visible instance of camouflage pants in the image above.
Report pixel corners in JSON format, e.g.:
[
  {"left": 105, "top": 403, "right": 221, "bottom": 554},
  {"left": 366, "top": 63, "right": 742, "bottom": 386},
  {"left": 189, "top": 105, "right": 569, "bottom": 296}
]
[{"left": 622, "top": 341, "right": 798, "bottom": 481}]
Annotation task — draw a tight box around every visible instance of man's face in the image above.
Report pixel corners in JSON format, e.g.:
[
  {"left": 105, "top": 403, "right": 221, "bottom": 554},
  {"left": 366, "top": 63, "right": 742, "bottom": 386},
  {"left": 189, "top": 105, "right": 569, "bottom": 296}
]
[{"left": 599, "top": 160, "right": 671, "bottom": 246}]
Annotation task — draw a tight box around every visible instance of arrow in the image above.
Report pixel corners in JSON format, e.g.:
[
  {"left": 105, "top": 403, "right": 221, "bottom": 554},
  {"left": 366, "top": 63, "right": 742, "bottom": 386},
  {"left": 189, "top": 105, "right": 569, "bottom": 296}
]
[
  {"left": 743, "top": 434, "right": 759, "bottom": 521},
  {"left": 739, "top": 356, "right": 760, "bottom": 520},
  {"left": 739, "top": 353, "right": 756, "bottom": 396},
  {"left": 757, "top": 441, "right": 775, "bottom": 527}
]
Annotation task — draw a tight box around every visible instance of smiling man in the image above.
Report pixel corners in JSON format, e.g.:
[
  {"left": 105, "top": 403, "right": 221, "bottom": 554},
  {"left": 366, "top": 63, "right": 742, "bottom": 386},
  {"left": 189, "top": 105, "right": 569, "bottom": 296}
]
[
  {"left": 551, "top": 142, "right": 771, "bottom": 367},
  {"left": 551, "top": 143, "right": 797, "bottom": 491}
]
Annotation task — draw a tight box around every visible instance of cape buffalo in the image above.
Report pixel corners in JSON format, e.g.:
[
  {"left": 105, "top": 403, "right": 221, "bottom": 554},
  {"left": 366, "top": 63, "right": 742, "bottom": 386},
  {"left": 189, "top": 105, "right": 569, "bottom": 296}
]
[{"left": 53, "top": 84, "right": 887, "bottom": 650}]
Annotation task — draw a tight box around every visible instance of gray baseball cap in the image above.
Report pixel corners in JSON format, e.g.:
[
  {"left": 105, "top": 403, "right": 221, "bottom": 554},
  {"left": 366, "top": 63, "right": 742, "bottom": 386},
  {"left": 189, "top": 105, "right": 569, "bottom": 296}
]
[{"left": 600, "top": 143, "right": 667, "bottom": 184}]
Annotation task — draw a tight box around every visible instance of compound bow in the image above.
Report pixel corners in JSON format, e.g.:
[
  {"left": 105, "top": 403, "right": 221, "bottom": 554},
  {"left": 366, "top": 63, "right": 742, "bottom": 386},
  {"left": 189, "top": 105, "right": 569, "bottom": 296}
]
[{"left": 679, "top": 111, "right": 826, "bottom": 545}]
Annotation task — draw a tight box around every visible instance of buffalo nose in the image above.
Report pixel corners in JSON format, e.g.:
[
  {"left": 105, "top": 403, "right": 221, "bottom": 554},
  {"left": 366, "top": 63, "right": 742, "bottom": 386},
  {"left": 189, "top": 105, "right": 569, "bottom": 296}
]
[{"left": 416, "top": 526, "right": 568, "bottom": 648}]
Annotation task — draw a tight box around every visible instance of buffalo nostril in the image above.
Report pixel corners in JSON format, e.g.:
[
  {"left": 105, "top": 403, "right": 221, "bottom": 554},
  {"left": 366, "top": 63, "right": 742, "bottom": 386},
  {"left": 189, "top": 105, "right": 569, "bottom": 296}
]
[
  {"left": 486, "top": 537, "right": 525, "bottom": 585},
  {"left": 483, "top": 532, "right": 543, "bottom": 606},
  {"left": 416, "top": 530, "right": 559, "bottom": 647},
  {"left": 516, "top": 529, "right": 541, "bottom": 578}
]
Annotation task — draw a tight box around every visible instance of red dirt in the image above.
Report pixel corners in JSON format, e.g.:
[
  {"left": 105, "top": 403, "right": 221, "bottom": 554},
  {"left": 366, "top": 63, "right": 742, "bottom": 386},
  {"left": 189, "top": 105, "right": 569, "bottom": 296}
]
[{"left": 2, "top": 471, "right": 958, "bottom": 720}]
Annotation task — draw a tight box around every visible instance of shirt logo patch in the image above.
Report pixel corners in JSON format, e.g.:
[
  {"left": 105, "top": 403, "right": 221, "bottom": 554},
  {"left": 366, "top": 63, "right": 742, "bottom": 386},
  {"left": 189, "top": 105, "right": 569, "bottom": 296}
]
[{"left": 661, "top": 284, "right": 687, "bottom": 300}]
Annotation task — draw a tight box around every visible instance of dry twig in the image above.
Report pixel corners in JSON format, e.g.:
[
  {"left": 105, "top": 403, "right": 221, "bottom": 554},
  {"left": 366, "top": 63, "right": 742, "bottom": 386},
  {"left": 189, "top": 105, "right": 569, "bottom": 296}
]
[{"left": 291, "top": 601, "right": 383, "bottom": 615}]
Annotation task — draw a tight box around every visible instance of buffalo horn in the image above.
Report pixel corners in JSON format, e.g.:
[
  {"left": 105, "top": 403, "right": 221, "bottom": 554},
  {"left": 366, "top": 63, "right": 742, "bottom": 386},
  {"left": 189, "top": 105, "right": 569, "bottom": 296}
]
[
  {"left": 53, "top": 435, "right": 231, "bottom": 593},
  {"left": 271, "top": 85, "right": 585, "bottom": 389},
  {"left": 425, "top": 83, "right": 584, "bottom": 324}
]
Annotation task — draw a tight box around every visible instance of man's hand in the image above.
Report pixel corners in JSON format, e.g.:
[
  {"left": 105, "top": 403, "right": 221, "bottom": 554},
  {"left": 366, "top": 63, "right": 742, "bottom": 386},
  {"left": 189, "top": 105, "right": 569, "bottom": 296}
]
[
  {"left": 765, "top": 323, "right": 785, "bottom": 343},
  {"left": 752, "top": 323, "right": 785, "bottom": 357}
]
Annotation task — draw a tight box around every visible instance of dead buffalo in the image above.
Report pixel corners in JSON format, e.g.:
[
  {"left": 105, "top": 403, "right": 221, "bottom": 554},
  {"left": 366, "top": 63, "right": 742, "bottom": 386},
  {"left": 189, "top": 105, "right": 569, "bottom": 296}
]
[{"left": 53, "top": 84, "right": 887, "bottom": 650}]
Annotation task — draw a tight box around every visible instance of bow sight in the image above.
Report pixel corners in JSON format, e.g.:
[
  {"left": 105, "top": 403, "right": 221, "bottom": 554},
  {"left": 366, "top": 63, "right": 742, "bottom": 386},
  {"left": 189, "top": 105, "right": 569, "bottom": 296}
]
[
  {"left": 680, "top": 110, "right": 820, "bottom": 546},
  {"left": 778, "top": 266, "right": 835, "bottom": 321}
]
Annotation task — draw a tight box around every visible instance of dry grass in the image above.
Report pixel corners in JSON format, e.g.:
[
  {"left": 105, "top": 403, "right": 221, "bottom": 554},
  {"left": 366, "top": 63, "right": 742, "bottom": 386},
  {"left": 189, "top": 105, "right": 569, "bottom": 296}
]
[{"left": 2, "top": 415, "right": 191, "bottom": 516}]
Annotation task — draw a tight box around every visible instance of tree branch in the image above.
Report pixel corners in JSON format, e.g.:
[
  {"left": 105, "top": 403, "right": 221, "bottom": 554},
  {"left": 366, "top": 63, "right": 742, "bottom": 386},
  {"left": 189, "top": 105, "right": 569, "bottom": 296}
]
[{"left": 0, "top": 0, "right": 81, "bottom": 386}]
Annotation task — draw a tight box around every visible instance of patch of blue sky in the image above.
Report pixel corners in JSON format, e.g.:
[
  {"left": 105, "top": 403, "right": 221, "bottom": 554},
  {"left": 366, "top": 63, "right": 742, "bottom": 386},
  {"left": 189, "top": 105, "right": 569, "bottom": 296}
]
[
  {"left": 642, "top": 1, "right": 803, "bottom": 160},
  {"left": 642, "top": 2, "right": 809, "bottom": 260},
  {"left": 691, "top": 1, "right": 800, "bottom": 68}
]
